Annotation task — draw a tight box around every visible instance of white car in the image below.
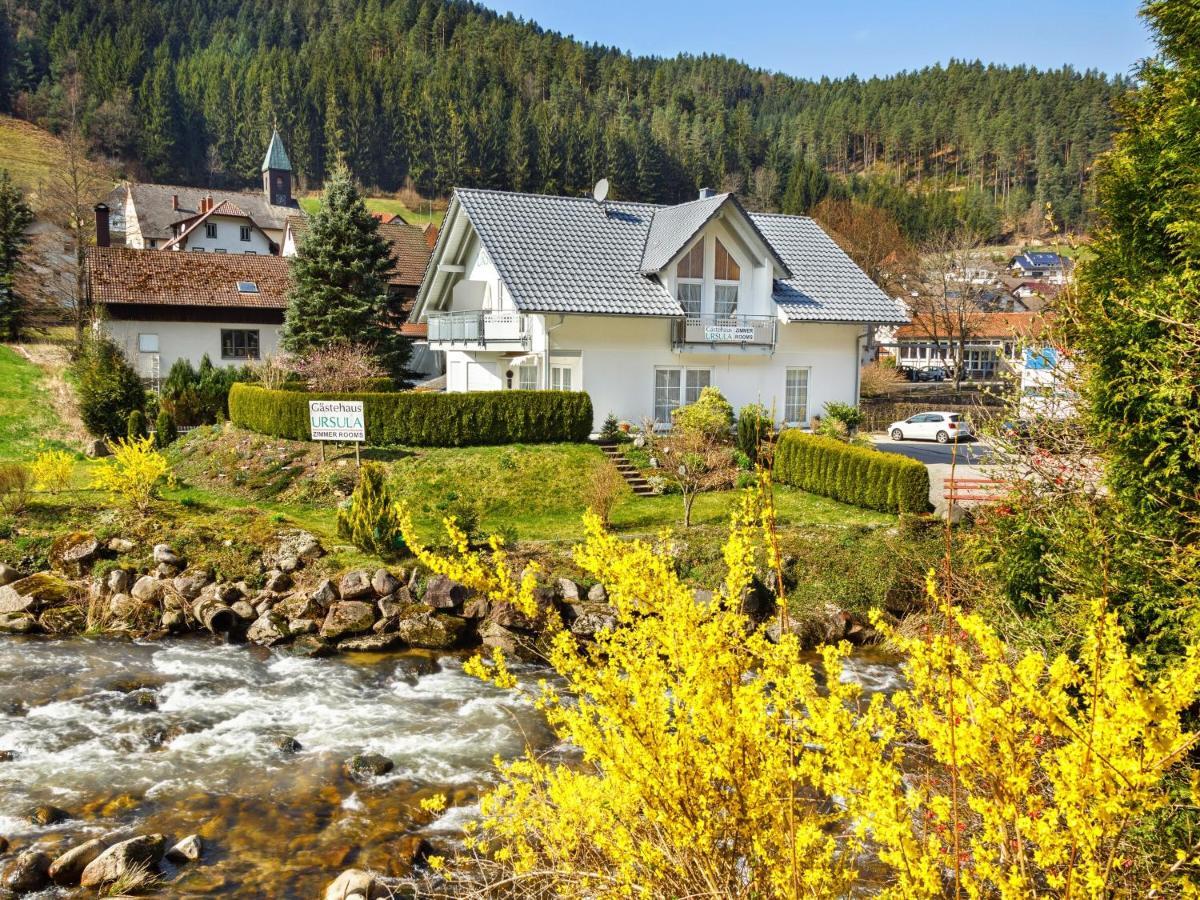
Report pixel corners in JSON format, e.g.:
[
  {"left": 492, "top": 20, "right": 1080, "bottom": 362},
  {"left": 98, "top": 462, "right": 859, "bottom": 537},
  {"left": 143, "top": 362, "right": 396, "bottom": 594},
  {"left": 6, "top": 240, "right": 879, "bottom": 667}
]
[{"left": 887, "top": 411, "right": 973, "bottom": 444}]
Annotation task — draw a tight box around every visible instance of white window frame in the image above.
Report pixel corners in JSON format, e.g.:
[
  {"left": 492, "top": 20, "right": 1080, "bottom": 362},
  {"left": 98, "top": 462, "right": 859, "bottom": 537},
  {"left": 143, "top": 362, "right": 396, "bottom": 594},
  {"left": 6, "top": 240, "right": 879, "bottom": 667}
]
[
  {"left": 676, "top": 240, "right": 704, "bottom": 318},
  {"left": 654, "top": 366, "right": 713, "bottom": 425},
  {"left": 713, "top": 238, "right": 740, "bottom": 320},
  {"left": 550, "top": 364, "right": 573, "bottom": 392},
  {"left": 518, "top": 363, "right": 538, "bottom": 390},
  {"left": 784, "top": 367, "right": 810, "bottom": 426},
  {"left": 137, "top": 333, "right": 159, "bottom": 353}
]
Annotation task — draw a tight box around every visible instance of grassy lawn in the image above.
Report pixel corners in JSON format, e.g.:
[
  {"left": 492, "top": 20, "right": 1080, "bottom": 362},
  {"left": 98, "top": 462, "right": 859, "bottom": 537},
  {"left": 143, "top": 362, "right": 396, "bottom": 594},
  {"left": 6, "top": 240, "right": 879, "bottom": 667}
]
[
  {"left": 298, "top": 194, "right": 446, "bottom": 227},
  {"left": 0, "top": 345, "right": 79, "bottom": 460},
  {"left": 0, "top": 115, "right": 61, "bottom": 190}
]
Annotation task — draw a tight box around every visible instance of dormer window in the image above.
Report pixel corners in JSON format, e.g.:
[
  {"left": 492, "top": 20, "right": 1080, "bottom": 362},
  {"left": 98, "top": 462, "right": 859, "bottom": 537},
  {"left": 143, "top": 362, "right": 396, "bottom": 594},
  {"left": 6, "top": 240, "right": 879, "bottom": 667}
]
[
  {"left": 714, "top": 238, "right": 740, "bottom": 320},
  {"left": 676, "top": 242, "right": 703, "bottom": 318}
]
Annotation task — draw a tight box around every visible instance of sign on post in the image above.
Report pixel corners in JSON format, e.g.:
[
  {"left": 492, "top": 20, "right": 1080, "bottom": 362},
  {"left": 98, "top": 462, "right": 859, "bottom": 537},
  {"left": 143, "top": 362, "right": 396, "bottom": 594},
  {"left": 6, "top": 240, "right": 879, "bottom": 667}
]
[{"left": 308, "top": 400, "right": 365, "bottom": 442}]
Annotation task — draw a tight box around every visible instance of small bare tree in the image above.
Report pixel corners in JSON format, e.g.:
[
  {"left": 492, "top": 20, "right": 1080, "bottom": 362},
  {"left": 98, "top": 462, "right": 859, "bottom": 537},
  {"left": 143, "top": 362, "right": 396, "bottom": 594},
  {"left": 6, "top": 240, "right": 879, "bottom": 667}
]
[
  {"left": 911, "top": 229, "right": 990, "bottom": 391},
  {"left": 294, "top": 342, "right": 387, "bottom": 392},
  {"left": 662, "top": 430, "right": 732, "bottom": 528},
  {"left": 584, "top": 459, "right": 625, "bottom": 526}
]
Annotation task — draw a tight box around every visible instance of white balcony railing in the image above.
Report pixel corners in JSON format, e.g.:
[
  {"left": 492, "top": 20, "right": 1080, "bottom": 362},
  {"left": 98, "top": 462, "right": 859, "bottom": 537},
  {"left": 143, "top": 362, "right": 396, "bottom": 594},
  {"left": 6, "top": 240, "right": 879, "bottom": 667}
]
[
  {"left": 672, "top": 314, "right": 777, "bottom": 348},
  {"left": 426, "top": 310, "right": 529, "bottom": 347}
]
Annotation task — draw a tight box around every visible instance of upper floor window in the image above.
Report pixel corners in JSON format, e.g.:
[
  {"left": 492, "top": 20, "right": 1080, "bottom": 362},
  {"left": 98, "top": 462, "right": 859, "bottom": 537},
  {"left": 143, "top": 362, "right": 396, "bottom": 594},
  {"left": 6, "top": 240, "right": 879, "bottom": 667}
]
[
  {"left": 676, "top": 241, "right": 703, "bottom": 317},
  {"left": 714, "top": 239, "right": 740, "bottom": 319},
  {"left": 240, "top": 225, "right": 252, "bottom": 242},
  {"left": 205, "top": 223, "right": 218, "bottom": 239}
]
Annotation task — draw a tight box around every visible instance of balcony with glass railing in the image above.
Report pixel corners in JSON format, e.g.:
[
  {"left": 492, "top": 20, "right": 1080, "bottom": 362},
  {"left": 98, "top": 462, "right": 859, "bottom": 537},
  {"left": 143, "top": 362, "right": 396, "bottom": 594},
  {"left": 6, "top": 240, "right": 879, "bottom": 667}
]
[
  {"left": 425, "top": 309, "right": 530, "bottom": 349},
  {"left": 671, "top": 314, "right": 777, "bottom": 351}
]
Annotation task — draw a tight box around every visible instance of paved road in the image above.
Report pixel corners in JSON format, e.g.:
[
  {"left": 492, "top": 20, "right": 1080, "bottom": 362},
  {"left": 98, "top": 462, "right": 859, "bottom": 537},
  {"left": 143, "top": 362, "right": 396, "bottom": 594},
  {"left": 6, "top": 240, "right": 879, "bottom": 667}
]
[{"left": 871, "top": 436, "right": 994, "bottom": 466}]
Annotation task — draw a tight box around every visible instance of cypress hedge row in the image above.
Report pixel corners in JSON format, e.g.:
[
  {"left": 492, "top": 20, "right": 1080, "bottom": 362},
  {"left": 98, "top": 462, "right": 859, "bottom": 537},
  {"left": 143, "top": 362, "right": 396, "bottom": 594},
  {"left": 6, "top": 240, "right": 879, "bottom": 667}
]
[
  {"left": 229, "top": 383, "right": 593, "bottom": 446},
  {"left": 774, "top": 430, "right": 931, "bottom": 514}
]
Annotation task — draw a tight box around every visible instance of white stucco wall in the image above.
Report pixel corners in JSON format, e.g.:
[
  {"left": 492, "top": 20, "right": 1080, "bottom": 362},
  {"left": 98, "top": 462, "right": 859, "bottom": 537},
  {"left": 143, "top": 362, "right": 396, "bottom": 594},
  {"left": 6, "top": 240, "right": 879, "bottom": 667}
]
[
  {"left": 174, "top": 215, "right": 273, "bottom": 255},
  {"left": 103, "top": 319, "right": 282, "bottom": 379}
]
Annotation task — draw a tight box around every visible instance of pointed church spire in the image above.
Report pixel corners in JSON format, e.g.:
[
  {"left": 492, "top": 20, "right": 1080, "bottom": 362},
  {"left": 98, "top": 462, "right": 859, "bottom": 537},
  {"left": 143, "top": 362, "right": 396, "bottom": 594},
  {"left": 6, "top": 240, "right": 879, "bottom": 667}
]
[{"left": 262, "top": 129, "right": 292, "bottom": 173}]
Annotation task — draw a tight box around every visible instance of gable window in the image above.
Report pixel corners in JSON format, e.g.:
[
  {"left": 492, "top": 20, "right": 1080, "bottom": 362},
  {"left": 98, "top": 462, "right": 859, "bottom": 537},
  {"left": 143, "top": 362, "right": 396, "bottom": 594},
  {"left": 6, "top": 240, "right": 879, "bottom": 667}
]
[
  {"left": 714, "top": 238, "right": 740, "bottom": 319},
  {"left": 518, "top": 363, "right": 538, "bottom": 390},
  {"left": 655, "top": 366, "right": 712, "bottom": 424},
  {"left": 205, "top": 223, "right": 218, "bottom": 239},
  {"left": 676, "top": 241, "right": 703, "bottom": 318},
  {"left": 240, "top": 225, "right": 252, "bottom": 242},
  {"left": 784, "top": 368, "right": 810, "bottom": 425},
  {"left": 221, "top": 329, "right": 260, "bottom": 360}
]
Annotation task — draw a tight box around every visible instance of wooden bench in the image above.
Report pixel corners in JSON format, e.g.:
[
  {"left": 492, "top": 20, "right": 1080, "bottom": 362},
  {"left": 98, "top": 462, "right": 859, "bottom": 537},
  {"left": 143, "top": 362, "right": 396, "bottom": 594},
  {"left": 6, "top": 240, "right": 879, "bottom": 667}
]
[{"left": 943, "top": 476, "right": 1008, "bottom": 503}]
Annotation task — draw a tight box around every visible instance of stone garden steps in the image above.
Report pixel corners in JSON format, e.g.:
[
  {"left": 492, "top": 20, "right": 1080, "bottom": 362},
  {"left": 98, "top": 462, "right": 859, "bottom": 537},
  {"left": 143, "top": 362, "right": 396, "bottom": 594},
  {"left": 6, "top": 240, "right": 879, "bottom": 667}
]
[{"left": 599, "top": 443, "right": 657, "bottom": 497}]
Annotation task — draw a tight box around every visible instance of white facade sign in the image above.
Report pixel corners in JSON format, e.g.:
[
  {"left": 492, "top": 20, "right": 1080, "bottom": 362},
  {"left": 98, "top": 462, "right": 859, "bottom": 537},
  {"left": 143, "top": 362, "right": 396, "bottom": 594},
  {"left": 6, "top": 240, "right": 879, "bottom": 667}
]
[
  {"left": 309, "top": 400, "right": 365, "bottom": 442},
  {"left": 704, "top": 325, "right": 756, "bottom": 342}
]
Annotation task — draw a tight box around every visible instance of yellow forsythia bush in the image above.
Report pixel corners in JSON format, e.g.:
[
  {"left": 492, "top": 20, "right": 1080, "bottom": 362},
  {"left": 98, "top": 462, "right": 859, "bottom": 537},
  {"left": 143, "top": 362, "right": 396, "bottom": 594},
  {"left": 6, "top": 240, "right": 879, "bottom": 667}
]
[
  {"left": 91, "top": 436, "right": 172, "bottom": 511},
  {"left": 404, "top": 477, "right": 1200, "bottom": 898},
  {"left": 29, "top": 448, "right": 74, "bottom": 492}
]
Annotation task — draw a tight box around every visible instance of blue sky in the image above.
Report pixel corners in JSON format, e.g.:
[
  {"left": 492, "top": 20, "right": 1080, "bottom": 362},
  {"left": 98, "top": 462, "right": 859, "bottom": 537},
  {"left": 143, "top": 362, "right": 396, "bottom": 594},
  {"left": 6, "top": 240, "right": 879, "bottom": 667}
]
[{"left": 484, "top": 1, "right": 1153, "bottom": 80}]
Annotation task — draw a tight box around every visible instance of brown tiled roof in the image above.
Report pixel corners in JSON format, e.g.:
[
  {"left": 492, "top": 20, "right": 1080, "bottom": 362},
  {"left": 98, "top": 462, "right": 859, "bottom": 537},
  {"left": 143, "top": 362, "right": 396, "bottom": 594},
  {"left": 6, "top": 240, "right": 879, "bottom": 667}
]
[
  {"left": 895, "top": 311, "right": 1050, "bottom": 341},
  {"left": 284, "top": 217, "right": 431, "bottom": 287},
  {"left": 86, "top": 247, "right": 290, "bottom": 309}
]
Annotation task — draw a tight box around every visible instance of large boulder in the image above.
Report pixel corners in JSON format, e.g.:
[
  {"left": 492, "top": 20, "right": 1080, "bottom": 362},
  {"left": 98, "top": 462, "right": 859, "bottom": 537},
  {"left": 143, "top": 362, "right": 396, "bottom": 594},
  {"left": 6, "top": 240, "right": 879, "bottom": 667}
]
[
  {"left": 0, "top": 562, "right": 22, "bottom": 586},
  {"left": 80, "top": 834, "right": 166, "bottom": 888},
  {"left": 246, "top": 612, "right": 290, "bottom": 646},
  {"left": 172, "top": 572, "right": 210, "bottom": 601},
  {"left": 52, "top": 533, "right": 102, "bottom": 576},
  {"left": 558, "top": 578, "right": 582, "bottom": 602},
  {"left": 290, "top": 635, "right": 334, "bottom": 658},
  {"left": 311, "top": 579, "right": 340, "bottom": 607},
  {"left": 49, "top": 838, "right": 106, "bottom": 886},
  {"left": 421, "top": 574, "right": 471, "bottom": 611},
  {"left": 339, "top": 570, "right": 374, "bottom": 601},
  {"left": 342, "top": 753, "right": 393, "bottom": 783},
  {"left": 320, "top": 602, "right": 377, "bottom": 640},
  {"left": 324, "top": 868, "right": 388, "bottom": 900},
  {"left": 274, "top": 530, "right": 324, "bottom": 566},
  {"left": 0, "top": 572, "right": 72, "bottom": 615},
  {"left": 338, "top": 633, "right": 405, "bottom": 653},
  {"left": 152, "top": 544, "right": 182, "bottom": 567},
  {"left": 105, "top": 569, "right": 132, "bottom": 595},
  {"left": 281, "top": 595, "right": 324, "bottom": 621},
  {"left": 129, "top": 575, "right": 162, "bottom": 604},
  {"left": 565, "top": 603, "right": 618, "bottom": 638},
  {"left": 263, "top": 570, "right": 292, "bottom": 593},
  {"left": 0, "top": 611, "right": 37, "bottom": 633},
  {"left": 371, "top": 569, "right": 400, "bottom": 598},
  {"left": 394, "top": 609, "right": 468, "bottom": 650},
  {"left": 2, "top": 849, "right": 51, "bottom": 893},
  {"left": 166, "top": 834, "right": 202, "bottom": 864}
]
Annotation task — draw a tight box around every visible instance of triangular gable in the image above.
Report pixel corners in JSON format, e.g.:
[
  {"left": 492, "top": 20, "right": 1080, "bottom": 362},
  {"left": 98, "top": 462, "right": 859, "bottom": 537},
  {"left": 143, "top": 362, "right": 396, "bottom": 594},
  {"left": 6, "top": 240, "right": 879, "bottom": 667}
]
[{"left": 639, "top": 193, "right": 791, "bottom": 278}]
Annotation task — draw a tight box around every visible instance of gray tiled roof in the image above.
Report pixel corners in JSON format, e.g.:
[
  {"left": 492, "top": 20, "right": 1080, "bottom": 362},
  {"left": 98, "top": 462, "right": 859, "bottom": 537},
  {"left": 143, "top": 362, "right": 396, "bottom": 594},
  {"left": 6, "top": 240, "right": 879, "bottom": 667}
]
[
  {"left": 639, "top": 193, "right": 728, "bottom": 274},
  {"left": 456, "top": 189, "right": 682, "bottom": 316},
  {"left": 126, "top": 183, "right": 300, "bottom": 242},
  {"left": 749, "top": 213, "right": 910, "bottom": 324},
  {"left": 451, "top": 188, "right": 908, "bottom": 324}
]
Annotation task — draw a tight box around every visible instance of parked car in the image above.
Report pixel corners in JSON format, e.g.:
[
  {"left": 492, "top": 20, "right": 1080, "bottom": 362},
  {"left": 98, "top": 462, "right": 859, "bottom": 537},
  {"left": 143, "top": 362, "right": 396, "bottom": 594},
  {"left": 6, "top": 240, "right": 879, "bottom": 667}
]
[
  {"left": 914, "top": 367, "right": 947, "bottom": 383},
  {"left": 887, "top": 411, "right": 974, "bottom": 443}
]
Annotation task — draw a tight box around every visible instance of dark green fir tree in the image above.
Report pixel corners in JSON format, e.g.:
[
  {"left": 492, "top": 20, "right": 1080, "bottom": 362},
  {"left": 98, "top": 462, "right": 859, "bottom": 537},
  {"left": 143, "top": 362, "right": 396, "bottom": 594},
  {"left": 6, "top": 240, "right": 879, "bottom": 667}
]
[
  {"left": 281, "top": 162, "right": 408, "bottom": 379},
  {"left": 0, "top": 169, "right": 34, "bottom": 340}
]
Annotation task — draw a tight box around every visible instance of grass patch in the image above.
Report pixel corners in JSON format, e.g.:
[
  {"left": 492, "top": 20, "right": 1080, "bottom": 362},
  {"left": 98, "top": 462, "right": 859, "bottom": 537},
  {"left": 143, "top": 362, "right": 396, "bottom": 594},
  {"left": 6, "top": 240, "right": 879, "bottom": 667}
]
[
  {"left": 0, "top": 345, "right": 77, "bottom": 460},
  {"left": 0, "top": 115, "right": 61, "bottom": 191}
]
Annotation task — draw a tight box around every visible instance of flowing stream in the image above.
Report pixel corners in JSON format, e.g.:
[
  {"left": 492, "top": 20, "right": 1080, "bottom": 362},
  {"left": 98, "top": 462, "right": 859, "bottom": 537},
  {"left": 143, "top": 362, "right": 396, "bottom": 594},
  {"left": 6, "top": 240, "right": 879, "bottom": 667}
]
[{"left": 0, "top": 636, "right": 904, "bottom": 897}]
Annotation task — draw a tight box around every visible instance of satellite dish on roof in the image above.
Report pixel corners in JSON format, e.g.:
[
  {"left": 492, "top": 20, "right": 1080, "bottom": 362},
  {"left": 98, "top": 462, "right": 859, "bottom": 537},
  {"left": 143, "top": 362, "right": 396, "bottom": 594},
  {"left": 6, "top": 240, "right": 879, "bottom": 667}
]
[{"left": 592, "top": 178, "right": 610, "bottom": 203}]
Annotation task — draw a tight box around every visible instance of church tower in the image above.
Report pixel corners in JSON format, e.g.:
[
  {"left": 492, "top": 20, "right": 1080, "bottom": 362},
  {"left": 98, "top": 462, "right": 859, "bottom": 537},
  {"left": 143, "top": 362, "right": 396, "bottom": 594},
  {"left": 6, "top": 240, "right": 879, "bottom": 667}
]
[{"left": 262, "top": 129, "right": 293, "bottom": 207}]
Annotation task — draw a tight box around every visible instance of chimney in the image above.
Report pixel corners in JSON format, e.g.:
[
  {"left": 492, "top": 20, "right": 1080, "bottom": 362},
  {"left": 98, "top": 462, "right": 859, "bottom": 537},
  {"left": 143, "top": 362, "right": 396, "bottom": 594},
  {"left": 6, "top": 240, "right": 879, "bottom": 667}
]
[
  {"left": 171, "top": 194, "right": 179, "bottom": 210},
  {"left": 423, "top": 224, "right": 439, "bottom": 250},
  {"left": 698, "top": 187, "right": 717, "bottom": 200},
  {"left": 94, "top": 203, "right": 110, "bottom": 248}
]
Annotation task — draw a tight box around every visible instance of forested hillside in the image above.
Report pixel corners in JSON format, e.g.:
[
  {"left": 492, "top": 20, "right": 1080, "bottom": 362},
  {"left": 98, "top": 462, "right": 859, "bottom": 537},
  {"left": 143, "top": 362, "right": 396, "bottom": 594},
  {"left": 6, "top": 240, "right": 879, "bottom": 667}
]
[{"left": 0, "top": 0, "right": 1126, "bottom": 238}]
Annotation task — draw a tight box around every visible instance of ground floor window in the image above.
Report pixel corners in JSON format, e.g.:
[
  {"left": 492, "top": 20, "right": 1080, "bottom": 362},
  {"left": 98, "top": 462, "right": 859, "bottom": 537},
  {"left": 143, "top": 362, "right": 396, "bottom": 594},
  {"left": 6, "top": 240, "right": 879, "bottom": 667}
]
[
  {"left": 518, "top": 363, "right": 538, "bottom": 390},
  {"left": 221, "top": 329, "right": 260, "bottom": 360},
  {"left": 550, "top": 364, "right": 573, "bottom": 391},
  {"left": 654, "top": 367, "right": 712, "bottom": 423},
  {"left": 785, "top": 367, "right": 809, "bottom": 424}
]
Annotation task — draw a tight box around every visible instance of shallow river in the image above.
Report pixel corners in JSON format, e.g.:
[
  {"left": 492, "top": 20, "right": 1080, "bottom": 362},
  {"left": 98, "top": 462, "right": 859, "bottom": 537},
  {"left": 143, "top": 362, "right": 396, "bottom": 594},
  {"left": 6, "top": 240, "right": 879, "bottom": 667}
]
[{"left": 0, "top": 636, "right": 904, "bottom": 897}]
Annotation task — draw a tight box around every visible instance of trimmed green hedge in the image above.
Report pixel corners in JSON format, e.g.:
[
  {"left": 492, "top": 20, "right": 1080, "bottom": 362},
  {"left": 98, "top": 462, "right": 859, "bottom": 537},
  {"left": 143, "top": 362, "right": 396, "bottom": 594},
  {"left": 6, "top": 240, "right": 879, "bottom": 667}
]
[
  {"left": 775, "top": 431, "right": 931, "bottom": 514},
  {"left": 229, "top": 383, "right": 593, "bottom": 446}
]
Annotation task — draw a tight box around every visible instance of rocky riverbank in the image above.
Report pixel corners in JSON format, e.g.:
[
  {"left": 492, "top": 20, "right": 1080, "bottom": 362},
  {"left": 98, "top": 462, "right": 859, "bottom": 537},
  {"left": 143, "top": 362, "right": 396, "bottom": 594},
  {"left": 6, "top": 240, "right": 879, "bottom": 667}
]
[{"left": 0, "top": 529, "right": 884, "bottom": 656}]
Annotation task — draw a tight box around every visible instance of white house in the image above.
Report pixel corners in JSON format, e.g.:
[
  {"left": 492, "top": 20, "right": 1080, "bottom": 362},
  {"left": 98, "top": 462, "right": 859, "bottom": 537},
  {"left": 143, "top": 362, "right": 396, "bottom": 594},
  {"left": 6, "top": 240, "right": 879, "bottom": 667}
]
[
  {"left": 115, "top": 130, "right": 301, "bottom": 251},
  {"left": 1009, "top": 251, "right": 1071, "bottom": 285},
  {"left": 86, "top": 246, "right": 289, "bottom": 384},
  {"left": 410, "top": 188, "right": 909, "bottom": 431}
]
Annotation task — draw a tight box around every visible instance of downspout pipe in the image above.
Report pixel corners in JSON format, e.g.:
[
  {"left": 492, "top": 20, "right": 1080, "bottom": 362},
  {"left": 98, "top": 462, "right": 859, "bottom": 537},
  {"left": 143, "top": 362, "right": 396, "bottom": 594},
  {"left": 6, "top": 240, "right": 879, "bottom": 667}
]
[
  {"left": 543, "top": 314, "right": 567, "bottom": 389},
  {"left": 854, "top": 325, "right": 873, "bottom": 405}
]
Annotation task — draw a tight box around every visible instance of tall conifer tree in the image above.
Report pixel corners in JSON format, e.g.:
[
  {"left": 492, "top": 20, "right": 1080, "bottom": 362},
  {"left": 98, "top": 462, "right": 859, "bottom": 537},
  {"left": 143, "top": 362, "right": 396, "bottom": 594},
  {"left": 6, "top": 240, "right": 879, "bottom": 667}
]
[
  {"left": 281, "top": 163, "right": 409, "bottom": 379},
  {"left": 0, "top": 170, "right": 33, "bottom": 340}
]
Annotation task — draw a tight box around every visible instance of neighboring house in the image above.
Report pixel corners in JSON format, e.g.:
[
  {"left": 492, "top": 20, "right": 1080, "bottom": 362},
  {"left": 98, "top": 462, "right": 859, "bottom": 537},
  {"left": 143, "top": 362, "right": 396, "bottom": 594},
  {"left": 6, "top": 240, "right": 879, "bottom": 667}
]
[
  {"left": 85, "top": 245, "right": 289, "bottom": 383},
  {"left": 879, "top": 311, "right": 1049, "bottom": 380},
  {"left": 411, "top": 187, "right": 908, "bottom": 431},
  {"left": 161, "top": 199, "right": 277, "bottom": 255},
  {"left": 1020, "top": 346, "right": 1077, "bottom": 419},
  {"left": 1009, "top": 251, "right": 1070, "bottom": 284},
  {"left": 116, "top": 130, "right": 300, "bottom": 251}
]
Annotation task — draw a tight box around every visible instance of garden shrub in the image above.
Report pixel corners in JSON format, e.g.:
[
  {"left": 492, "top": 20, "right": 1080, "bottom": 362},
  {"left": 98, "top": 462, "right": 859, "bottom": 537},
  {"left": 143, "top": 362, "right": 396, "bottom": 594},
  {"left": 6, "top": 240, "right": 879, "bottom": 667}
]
[
  {"left": 72, "top": 333, "right": 145, "bottom": 441},
  {"left": 154, "top": 410, "right": 178, "bottom": 448},
  {"left": 672, "top": 386, "right": 734, "bottom": 438},
  {"left": 774, "top": 430, "right": 930, "bottom": 514},
  {"left": 91, "top": 436, "right": 172, "bottom": 511},
  {"left": 229, "top": 384, "right": 593, "bottom": 447},
  {"left": 0, "top": 463, "right": 31, "bottom": 515},
  {"left": 161, "top": 355, "right": 250, "bottom": 426},
  {"left": 736, "top": 403, "right": 772, "bottom": 462},
  {"left": 336, "top": 463, "right": 406, "bottom": 557},
  {"left": 823, "top": 401, "right": 864, "bottom": 432},
  {"left": 598, "top": 413, "right": 629, "bottom": 443},
  {"left": 126, "top": 409, "right": 146, "bottom": 441},
  {"left": 30, "top": 449, "right": 73, "bottom": 493}
]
